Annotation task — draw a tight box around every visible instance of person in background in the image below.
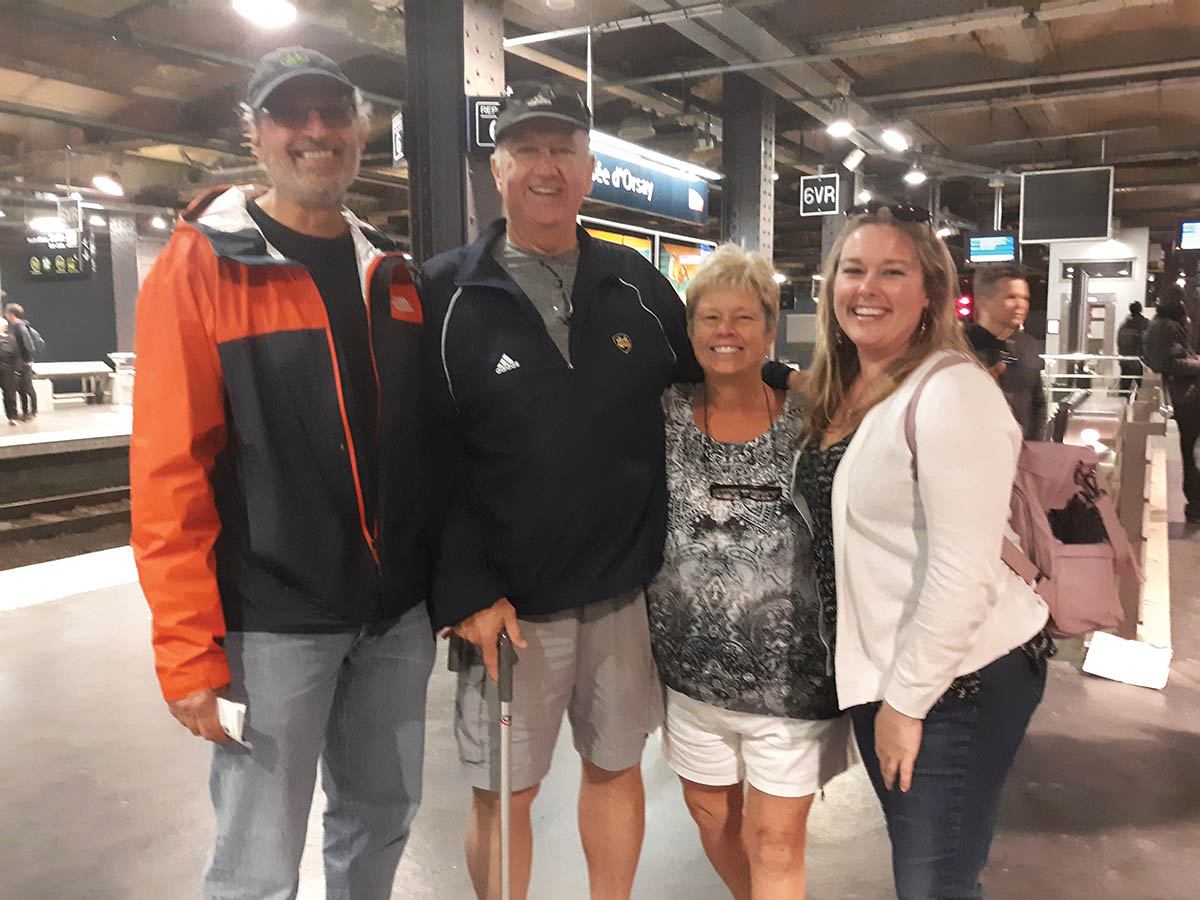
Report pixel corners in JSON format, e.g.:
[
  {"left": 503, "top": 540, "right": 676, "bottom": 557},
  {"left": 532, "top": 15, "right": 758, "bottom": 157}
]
[
  {"left": 967, "top": 264, "right": 1047, "bottom": 439},
  {"left": 130, "top": 47, "right": 436, "bottom": 899},
  {"left": 793, "top": 208, "right": 1051, "bottom": 899},
  {"left": 0, "top": 317, "right": 19, "bottom": 425},
  {"left": 645, "top": 243, "right": 849, "bottom": 900},
  {"left": 420, "top": 82, "right": 797, "bottom": 900},
  {"left": 3, "top": 301, "right": 37, "bottom": 421},
  {"left": 1143, "top": 285, "right": 1200, "bottom": 525},
  {"left": 1117, "top": 300, "right": 1149, "bottom": 396}
]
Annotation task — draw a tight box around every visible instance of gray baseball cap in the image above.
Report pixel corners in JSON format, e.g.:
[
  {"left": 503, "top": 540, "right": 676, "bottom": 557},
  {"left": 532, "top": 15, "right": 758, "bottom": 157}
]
[
  {"left": 494, "top": 82, "right": 591, "bottom": 141},
  {"left": 246, "top": 46, "right": 354, "bottom": 110}
]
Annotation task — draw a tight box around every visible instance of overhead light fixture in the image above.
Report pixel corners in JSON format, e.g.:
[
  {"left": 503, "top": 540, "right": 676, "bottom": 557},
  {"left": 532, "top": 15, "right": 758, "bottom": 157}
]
[
  {"left": 856, "top": 189, "right": 873, "bottom": 204},
  {"left": 842, "top": 147, "right": 866, "bottom": 172},
  {"left": 92, "top": 172, "right": 124, "bottom": 197},
  {"left": 546, "top": 0, "right": 576, "bottom": 9},
  {"left": 0, "top": 210, "right": 6, "bottom": 219},
  {"left": 903, "top": 164, "right": 927, "bottom": 186},
  {"left": 771, "top": 172, "right": 780, "bottom": 181},
  {"left": 29, "top": 216, "right": 69, "bottom": 233},
  {"left": 232, "top": 0, "right": 297, "bottom": 28},
  {"left": 89, "top": 215, "right": 107, "bottom": 228},
  {"left": 773, "top": 272, "right": 787, "bottom": 284},
  {"left": 150, "top": 216, "right": 169, "bottom": 230},
  {"left": 826, "top": 118, "right": 853, "bottom": 139},
  {"left": 616, "top": 112, "right": 656, "bottom": 142},
  {"left": 936, "top": 226, "right": 954, "bottom": 238},
  {"left": 590, "top": 130, "right": 722, "bottom": 181},
  {"left": 881, "top": 129, "right": 910, "bottom": 153}
]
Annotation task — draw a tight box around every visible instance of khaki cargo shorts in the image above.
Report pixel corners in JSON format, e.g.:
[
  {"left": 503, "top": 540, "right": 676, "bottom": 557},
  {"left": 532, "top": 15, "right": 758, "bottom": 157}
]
[{"left": 454, "top": 589, "right": 664, "bottom": 792}]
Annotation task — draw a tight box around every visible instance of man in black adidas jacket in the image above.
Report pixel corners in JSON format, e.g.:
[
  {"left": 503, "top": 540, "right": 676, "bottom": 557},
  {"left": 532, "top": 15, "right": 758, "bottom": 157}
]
[{"left": 421, "top": 82, "right": 793, "bottom": 900}]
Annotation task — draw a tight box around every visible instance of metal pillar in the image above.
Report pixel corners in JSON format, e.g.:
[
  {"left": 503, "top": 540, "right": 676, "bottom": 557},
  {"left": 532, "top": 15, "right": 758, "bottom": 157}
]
[
  {"left": 405, "top": 0, "right": 504, "bottom": 263},
  {"left": 721, "top": 73, "right": 774, "bottom": 259},
  {"left": 818, "top": 166, "right": 855, "bottom": 264},
  {"left": 109, "top": 214, "right": 138, "bottom": 353}
]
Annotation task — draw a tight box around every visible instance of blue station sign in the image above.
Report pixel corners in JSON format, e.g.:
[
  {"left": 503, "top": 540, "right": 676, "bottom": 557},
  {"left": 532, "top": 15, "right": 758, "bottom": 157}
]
[{"left": 590, "top": 150, "right": 709, "bottom": 224}]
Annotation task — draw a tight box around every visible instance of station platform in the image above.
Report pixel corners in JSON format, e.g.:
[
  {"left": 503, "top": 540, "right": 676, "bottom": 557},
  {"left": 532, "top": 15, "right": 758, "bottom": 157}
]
[
  {"left": 0, "top": 404, "right": 131, "bottom": 460},
  {"left": 1, "top": 437, "right": 1198, "bottom": 899}
]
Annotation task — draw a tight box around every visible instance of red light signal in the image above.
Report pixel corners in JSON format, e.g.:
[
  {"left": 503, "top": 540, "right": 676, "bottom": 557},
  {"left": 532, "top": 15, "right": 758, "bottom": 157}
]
[{"left": 956, "top": 295, "right": 974, "bottom": 320}]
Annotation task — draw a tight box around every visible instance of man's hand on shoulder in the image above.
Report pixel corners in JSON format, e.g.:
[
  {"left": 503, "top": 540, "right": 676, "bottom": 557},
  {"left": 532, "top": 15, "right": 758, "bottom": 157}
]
[
  {"left": 452, "top": 597, "right": 527, "bottom": 682},
  {"left": 167, "top": 687, "right": 231, "bottom": 743}
]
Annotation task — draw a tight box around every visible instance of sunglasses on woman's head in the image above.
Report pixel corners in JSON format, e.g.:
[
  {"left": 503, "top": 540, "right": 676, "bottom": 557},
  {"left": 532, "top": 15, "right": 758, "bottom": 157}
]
[{"left": 847, "top": 202, "right": 932, "bottom": 224}]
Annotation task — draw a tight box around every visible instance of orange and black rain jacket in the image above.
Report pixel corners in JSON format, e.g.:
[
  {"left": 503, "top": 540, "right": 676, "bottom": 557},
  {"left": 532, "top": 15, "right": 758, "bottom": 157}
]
[{"left": 131, "top": 186, "right": 438, "bottom": 701}]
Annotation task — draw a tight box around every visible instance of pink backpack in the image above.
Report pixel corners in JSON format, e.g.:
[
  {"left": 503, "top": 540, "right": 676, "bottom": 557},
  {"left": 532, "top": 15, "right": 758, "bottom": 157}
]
[{"left": 905, "top": 355, "right": 1141, "bottom": 639}]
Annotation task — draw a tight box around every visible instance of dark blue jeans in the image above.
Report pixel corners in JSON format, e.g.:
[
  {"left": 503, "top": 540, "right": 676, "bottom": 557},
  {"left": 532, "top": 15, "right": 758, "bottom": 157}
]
[{"left": 850, "top": 646, "right": 1047, "bottom": 900}]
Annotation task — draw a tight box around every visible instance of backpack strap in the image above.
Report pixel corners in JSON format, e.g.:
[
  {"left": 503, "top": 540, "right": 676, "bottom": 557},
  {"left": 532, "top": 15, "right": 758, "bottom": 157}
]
[
  {"left": 903, "top": 354, "right": 971, "bottom": 464},
  {"left": 903, "top": 353, "right": 1042, "bottom": 586}
]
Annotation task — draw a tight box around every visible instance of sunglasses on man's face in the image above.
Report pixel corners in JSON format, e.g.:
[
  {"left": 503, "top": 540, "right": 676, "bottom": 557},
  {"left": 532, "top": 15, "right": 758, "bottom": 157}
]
[
  {"left": 260, "top": 97, "right": 356, "bottom": 130},
  {"left": 847, "top": 202, "right": 932, "bottom": 224}
]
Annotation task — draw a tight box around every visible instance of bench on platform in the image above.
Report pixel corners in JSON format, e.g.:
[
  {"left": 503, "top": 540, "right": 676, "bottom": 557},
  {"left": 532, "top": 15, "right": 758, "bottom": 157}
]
[{"left": 31, "top": 361, "right": 113, "bottom": 405}]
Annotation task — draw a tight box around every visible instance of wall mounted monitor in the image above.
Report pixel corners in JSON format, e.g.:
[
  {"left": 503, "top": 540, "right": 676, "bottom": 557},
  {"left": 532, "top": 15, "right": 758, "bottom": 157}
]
[
  {"left": 1019, "top": 166, "right": 1113, "bottom": 244},
  {"left": 967, "top": 232, "right": 1017, "bottom": 264},
  {"left": 1181, "top": 221, "right": 1200, "bottom": 250}
]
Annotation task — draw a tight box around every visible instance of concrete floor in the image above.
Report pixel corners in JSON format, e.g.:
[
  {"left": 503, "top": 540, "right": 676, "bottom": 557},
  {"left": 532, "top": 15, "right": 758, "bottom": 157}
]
[{"left": 2, "top": 440, "right": 1199, "bottom": 899}]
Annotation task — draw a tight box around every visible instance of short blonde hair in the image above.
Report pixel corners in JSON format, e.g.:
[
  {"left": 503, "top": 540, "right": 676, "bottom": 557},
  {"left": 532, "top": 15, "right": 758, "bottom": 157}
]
[{"left": 685, "top": 243, "right": 780, "bottom": 333}]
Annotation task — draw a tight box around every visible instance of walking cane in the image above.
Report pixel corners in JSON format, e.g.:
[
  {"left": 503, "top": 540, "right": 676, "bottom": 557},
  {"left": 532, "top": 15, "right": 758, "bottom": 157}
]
[{"left": 497, "top": 629, "right": 516, "bottom": 900}]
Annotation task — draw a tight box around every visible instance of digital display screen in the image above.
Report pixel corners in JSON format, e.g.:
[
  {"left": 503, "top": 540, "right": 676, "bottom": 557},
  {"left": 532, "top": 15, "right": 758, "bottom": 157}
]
[
  {"left": 584, "top": 227, "right": 653, "bottom": 262},
  {"left": 659, "top": 240, "right": 715, "bottom": 298},
  {"left": 1182, "top": 221, "right": 1200, "bottom": 250},
  {"left": 1020, "top": 167, "right": 1113, "bottom": 243},
  {"left": 968, "top": 233, "right": 1017, "bottom": 263}
]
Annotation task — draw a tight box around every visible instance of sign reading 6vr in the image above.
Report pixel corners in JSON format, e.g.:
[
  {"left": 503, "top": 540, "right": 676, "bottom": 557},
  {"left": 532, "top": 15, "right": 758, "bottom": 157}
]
[{"left": 800, "top": 173, "right": 840, "bottom": 216}]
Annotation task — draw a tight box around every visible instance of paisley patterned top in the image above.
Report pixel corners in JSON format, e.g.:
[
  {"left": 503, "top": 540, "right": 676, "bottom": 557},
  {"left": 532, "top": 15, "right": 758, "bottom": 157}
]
[{"left": 645, "top": 385, "right": 840, "bottom": 720}]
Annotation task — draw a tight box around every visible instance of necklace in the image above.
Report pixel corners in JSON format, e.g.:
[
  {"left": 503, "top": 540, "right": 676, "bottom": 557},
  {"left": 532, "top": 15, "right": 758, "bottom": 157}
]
[{"left": 701, "top": 383, "right": 783, "bottom": 503}]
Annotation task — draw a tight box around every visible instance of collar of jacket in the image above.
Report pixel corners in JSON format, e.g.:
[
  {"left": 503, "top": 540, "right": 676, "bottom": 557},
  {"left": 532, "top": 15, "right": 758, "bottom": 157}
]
[
  {"left": 181, "top": 184, "right": 397, "bottom": 267},
  {"left": 453, "top": 218, "right": 617, "bottom": 295}
]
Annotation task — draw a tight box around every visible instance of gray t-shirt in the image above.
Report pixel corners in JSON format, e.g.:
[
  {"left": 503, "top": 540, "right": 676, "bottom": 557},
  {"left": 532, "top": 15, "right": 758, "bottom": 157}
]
[{"left": 492, "top": 238, "right": 579, "bottom": 363}]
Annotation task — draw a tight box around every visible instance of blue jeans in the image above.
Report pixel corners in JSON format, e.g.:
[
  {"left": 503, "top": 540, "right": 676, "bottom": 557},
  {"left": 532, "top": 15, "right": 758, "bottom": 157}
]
[
  {"left": 204, "top": 603, "right": 435, "bottom": 900},
  {"left": 850, "top": 646, "right": 1047, "bottom": 900}
]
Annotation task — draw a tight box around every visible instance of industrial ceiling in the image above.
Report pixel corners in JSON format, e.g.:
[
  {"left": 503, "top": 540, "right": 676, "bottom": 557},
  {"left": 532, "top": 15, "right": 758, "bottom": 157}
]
[{"left": 1, "top": 0, "right": 1198, "bottom": 271}]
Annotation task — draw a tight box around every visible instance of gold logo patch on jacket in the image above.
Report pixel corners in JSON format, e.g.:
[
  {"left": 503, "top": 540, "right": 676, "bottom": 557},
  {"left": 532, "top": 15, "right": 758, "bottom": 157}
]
[{"left": 612, "top": 332, "right": 632, "bottom": 354}]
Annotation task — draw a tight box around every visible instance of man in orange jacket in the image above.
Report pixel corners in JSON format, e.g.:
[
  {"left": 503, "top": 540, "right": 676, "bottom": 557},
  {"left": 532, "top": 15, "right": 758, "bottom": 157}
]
[{"left": 130, "top": 47, "right": 437, "bottom": 899}]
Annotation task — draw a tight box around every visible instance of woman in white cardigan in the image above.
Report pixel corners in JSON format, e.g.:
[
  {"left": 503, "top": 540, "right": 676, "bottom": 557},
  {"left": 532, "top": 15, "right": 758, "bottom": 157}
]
[{"left": 790, "top": 207, "right": 1051, "bottom": 899}]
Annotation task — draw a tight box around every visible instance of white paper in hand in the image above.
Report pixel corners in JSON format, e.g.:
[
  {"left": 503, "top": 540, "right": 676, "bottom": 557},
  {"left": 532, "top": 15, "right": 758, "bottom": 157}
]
[{"left": 216, "top": 698, "right": 253, "bottom": 749}]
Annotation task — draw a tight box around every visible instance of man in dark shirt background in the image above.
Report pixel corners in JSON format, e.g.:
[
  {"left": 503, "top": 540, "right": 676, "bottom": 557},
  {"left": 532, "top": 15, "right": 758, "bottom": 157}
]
[
  {"left": 967, "top": 264, "right": 1047, "bottom": 440},
  {"left": 1117, "top": 300, "right": 1149, "bottom": 396},
  {"left": 1143, "top": 286, "right": 1200, "bottom": 524}
]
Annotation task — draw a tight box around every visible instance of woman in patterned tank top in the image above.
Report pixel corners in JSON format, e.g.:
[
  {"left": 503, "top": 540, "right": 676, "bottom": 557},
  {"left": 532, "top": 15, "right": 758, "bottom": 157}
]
[{"left": 645, "top": 244, "right": 851, "bottom": 900}]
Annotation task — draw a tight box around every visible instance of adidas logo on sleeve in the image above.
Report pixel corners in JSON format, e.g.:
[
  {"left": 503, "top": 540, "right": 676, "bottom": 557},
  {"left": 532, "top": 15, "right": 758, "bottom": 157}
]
[{"left": 495, "top": 353, "right": 521, "bottom": 374}]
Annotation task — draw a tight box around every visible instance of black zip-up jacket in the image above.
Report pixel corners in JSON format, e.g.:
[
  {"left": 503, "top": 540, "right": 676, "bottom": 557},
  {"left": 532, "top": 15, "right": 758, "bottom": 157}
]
[
  {"left": 422, "top": 220, "right": 792, "bottom": 630},
  {"left": 131, "top": 186, "right": 442, "bottom": 700},
  {"left": 1143, "top": 313, "right": 1200, "bottom": 408}
]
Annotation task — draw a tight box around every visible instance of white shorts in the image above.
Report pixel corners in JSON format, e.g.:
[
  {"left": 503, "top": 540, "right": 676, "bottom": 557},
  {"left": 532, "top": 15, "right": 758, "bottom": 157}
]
[{"left": 662, "top": 687, "right": 853, "bottom": 798}]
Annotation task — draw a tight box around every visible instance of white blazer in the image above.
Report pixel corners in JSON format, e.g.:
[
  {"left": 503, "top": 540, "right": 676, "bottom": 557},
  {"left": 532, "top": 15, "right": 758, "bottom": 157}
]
[{"left": 830, "top": 350, "right": 1049, "bottom": 718}]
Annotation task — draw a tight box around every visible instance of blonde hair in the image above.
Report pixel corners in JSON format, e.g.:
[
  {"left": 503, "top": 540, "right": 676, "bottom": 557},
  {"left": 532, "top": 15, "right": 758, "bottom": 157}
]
[
  {"left": 804, "top": 212, "right": 973, "bottom": 439},
  {"left": 685, "top": 243, "right": 780, "bottom": 333}
]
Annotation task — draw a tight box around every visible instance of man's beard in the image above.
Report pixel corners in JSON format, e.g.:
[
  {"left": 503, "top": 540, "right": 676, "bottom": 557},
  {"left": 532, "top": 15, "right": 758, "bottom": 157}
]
[{"left": 266, "top": 147, "right": 360, "bottom": 211}]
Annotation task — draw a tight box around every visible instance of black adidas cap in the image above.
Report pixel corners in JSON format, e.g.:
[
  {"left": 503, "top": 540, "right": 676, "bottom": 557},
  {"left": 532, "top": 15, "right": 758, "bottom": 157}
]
[
  {"left": 246, "top": 46, "right": 354, "bottom": 110},
  {"left": 494, "top": 82, "right": 592, "bottom": 141}
]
